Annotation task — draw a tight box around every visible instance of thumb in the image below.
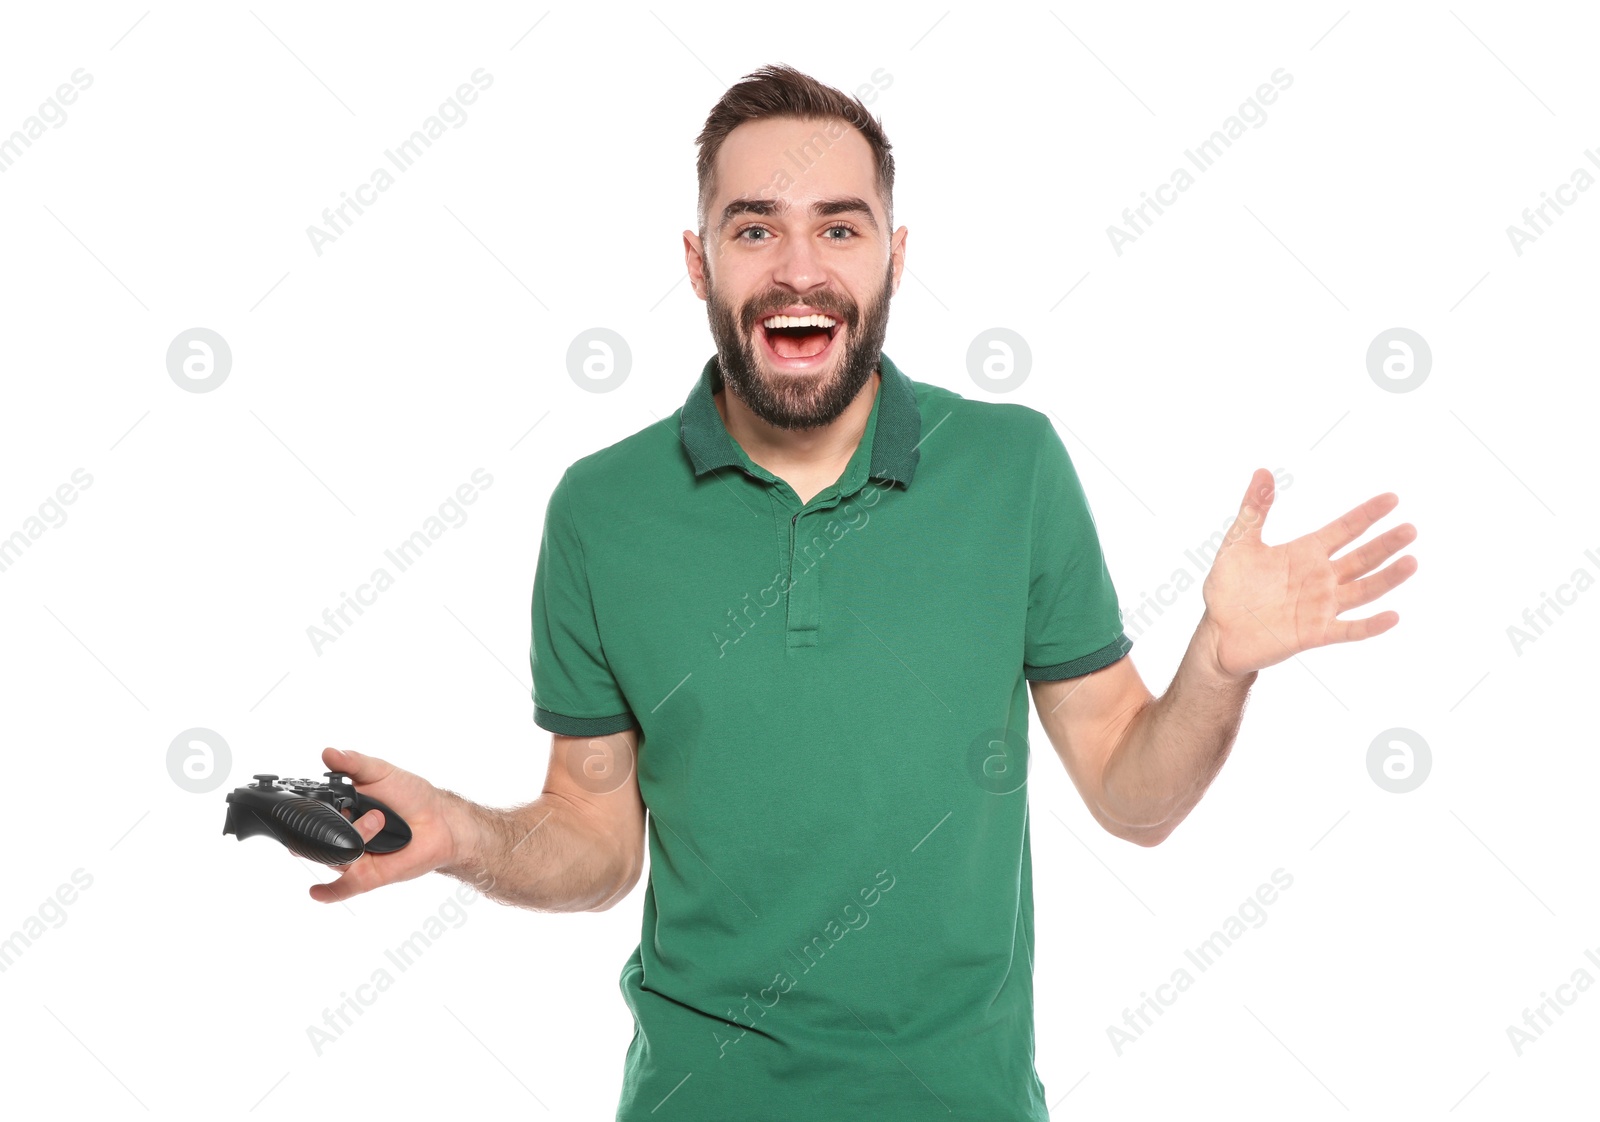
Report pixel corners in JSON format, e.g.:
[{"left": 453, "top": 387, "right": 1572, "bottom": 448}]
[
  {"left": 1226, "top": 468, "right": 1274, "bottom": 545},
  {"left": 321, "top": 745, "right": 392, "bottom": 786}
]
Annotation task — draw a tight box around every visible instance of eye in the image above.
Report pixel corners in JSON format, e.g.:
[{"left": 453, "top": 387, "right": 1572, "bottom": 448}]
[{"left": 734, "top": 223, "right": 860, "bottom": 243}]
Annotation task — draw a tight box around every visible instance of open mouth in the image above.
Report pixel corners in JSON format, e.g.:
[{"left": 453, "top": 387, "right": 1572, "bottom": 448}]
[{"left": 757, "top": 313, "right": 842, "bottom": 369}]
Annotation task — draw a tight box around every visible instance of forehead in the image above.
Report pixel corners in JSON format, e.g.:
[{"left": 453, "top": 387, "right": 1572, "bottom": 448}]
[{"left": 711, "top": 115, "right": 880, "bottom": 214}]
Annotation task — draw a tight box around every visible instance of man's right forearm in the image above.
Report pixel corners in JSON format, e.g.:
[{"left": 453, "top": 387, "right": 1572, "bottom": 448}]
[{"left": 436, "top": 791, "right": 635, "bottom": 913}]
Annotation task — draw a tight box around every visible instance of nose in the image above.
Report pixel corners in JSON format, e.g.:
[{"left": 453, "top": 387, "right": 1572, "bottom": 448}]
[{"left": 768, "top": 228, "right": 829, "bottom": 295}]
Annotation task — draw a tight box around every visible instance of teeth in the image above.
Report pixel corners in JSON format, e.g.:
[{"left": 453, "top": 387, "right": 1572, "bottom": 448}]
[{"left": 762, "top": 313, "right": 837, "bottom": 330}]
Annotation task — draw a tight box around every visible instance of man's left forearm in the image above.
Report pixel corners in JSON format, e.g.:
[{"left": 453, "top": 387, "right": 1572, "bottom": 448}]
[{"left": 1098, "top": 611, "right": 1258, "bottom": 838}]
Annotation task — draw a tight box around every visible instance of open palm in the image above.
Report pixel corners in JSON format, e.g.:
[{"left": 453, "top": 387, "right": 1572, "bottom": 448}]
[{"left": 1201, "top": 469, "right": 1418, "bottom": 679}]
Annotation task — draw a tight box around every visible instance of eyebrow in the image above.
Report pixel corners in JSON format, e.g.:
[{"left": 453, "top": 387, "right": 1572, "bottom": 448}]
[{"left": 717, "top": 195, "right": 880, "bottom": 236}]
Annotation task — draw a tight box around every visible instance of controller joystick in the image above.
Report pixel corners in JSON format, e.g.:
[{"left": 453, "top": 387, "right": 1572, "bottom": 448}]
[{"left": 222, "top": 769, "right": 412, "bottom": 866}]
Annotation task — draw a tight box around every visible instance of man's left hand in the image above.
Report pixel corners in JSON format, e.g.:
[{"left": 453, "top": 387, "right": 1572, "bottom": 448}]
[{"left": 1200, "top": 468, "right": 1418, "bottom": 680}]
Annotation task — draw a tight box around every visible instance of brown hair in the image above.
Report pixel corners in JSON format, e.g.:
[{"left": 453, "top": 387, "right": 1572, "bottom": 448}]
[{"left": 695, "top": 63, "right": 894, "bottom": 238}]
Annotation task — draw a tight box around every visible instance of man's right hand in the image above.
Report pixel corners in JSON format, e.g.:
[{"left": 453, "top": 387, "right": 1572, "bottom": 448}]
[{"left": 308, "top": 746, "right": 471, "bottom": 904}]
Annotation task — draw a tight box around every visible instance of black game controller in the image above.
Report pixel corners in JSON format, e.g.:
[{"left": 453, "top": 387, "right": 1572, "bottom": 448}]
[{"left": 223, "top": 772, "right": 412, "bottom": 866}]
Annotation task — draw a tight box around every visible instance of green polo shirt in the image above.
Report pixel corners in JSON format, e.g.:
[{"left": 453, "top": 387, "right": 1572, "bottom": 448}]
[{"left": 530, "top": 352, "right": 1131, "bottom": 1120}]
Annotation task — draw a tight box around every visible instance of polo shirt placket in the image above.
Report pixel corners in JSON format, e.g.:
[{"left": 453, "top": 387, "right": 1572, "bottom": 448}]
[{"left": 678, "top": 358, "right": 919, "bottom": 652}]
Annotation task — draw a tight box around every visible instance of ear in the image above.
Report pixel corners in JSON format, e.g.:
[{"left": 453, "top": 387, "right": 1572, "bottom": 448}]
[
  {"left": 683, "top": 229, "right": 709, "bottom": 301},
  {"left": 889, "top": 225, "right": 908, "bottom": 296}
]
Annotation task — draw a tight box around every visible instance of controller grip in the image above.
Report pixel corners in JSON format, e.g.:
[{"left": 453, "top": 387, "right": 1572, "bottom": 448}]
[
  {"left": 349, "top": 792, "right": 412, "bottom": 854},
  {"left": 224, "top": 793, "right": 365, "bottom": 866}
]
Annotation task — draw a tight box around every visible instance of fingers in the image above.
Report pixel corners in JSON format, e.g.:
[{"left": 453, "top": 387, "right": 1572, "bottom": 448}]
[
  {"left": 304, "top": 807, "right": 391, "bottom": 903},
  {"left": 310, "top": 846, "right": 435, "bottom": 904},
  {"left": 1332, "top": 522, "right": 1417, "bottom": 582},
  {"left": 1336, "top": 554, "right": 1418, "bottom": 613},
  {"left": 322, "top": 745, "right": 395, "bottom": 786},
  {"left": 1314, "top": 491, "right": 1400, "bottom": 556},
  {"left": 1327, "top": 609, "right": 1400, "bottom": 645},
  {"left": 350, "top": 808, "right": 387, "bottom": 844},
  {"left": 309, "top": 856, "right": 385, "bottom": 903}
]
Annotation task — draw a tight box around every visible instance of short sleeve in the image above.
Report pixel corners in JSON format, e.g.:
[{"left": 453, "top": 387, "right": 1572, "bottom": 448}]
[
  {"left": 530, "top": 471, "right": 637, "bottom": 736},
  {"left": 1023, "top": 416, "right": 1132, "bottom": 680}
]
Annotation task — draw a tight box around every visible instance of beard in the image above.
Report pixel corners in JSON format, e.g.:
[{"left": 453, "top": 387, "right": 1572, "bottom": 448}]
[{"left": 705, "top": 261, "right": 893, "bottom": 431}]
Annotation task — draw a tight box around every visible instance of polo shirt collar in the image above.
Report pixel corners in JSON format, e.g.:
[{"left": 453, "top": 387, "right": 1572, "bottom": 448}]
[{"left": 679, "top": 352, "right": 921, "bottom": 488}]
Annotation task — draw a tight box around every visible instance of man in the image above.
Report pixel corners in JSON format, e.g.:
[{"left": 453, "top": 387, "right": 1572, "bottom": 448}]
[{"left": 310, "top": 64, "right": 1418, "bottom": 1119}]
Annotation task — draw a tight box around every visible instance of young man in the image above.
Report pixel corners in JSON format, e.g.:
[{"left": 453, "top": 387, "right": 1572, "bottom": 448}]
[{"left": 309, "top": 64, "right": 1417, "bottom": 1120}]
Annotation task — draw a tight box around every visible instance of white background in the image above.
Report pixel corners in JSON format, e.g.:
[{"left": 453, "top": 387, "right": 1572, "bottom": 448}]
[{"left": 1, "top": 2, "right": 1595, "bottom": 1119}]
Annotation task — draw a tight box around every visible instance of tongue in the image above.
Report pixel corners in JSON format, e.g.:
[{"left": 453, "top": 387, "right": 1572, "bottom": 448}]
[{"left": 772, "top": 330, "right": 831, "bottom": 359}]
